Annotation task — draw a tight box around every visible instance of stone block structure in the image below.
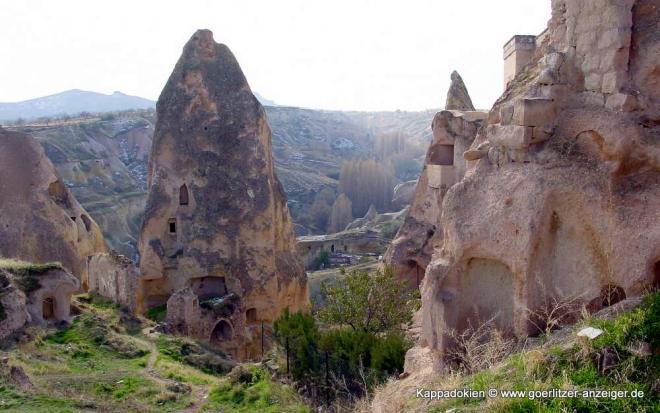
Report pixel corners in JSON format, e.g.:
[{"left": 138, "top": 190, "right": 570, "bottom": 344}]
[
  {"left": 384, "top": 104, "right": 487, "bottom": 289},
  {"left": 409, "top": 0, "right": 660, "bottom": 373},
  {"left": 87, "top": 252, "right": 139, "bottom": 312}
]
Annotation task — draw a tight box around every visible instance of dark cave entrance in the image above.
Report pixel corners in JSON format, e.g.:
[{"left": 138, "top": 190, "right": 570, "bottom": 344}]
[
  {"left": 179, "top": 184, "right": 189, "bottom": 206},
  {"left": 210, "top": 320, "right": 233, "bottom": 343}
]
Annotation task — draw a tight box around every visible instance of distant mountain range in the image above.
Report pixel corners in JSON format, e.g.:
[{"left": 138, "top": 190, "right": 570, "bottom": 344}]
[
  {"left": 0, "top": 89, "right": 155, "bottom": 121},
  {"left": 0, "top": 89, "right": 282, "bottom": 122}
]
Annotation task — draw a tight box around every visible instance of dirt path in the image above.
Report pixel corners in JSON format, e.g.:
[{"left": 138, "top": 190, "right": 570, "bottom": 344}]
[{"left": 138, "top": 331, "right": 210, "bottom": 413}]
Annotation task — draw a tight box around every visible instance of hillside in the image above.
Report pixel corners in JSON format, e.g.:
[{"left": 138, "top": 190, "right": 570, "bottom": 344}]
[
  {"left": 5, "top": 107, "right": 432, "bottom": 257},
  {"left": 0, "top": 90, "right": 155, "bottom": 122},
  {"left": 369, "top": 292, "right": 660, "bottom": 413},
  {"left": 0, "top": 293, "right": 310, "bottom": 412}
]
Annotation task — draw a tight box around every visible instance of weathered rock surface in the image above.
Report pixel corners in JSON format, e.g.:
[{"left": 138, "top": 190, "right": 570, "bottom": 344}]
[
  {"left": 137, "top": 30, "right": 309, "bottom": 359},
  {"left": 391, "top": 180, "right": 417, "bottom": 210},
  {"left": 384, "top": 109, "right": 487, "bottom": 288},
  {"left": 0, "top": 263, "right": 79, "bottom": 340},
  {"left": 413, "top": 0, "right": 660, "bottom": 373},
  {"left": 445, "top": 71, "right": 475, "bottom": 111},
  {"left": 0, "top": 128, "right": 107, "bottom": 284}
]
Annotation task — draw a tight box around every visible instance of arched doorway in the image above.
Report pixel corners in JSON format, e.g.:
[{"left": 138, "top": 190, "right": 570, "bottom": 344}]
[
  {"left": 179, "top": 184, "right": 189, "bottom": 206},
  {"left": 210, "top": 320, "right": 233, "bottom": 344}
]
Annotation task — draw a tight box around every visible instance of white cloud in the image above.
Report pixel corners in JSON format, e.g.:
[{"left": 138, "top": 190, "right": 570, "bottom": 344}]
[{"left": 0, "top": 0, "right": 549, "bottom": 111}]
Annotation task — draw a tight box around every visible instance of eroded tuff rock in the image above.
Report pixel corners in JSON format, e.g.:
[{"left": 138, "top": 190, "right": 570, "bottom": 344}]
[
  {"left": 384, "top": 73, "right": 486, "bottom": 288},
  {"left": 413, "top": 0, "right": 660, "bottom": 373},
  {"left": 0, "top": 264, "right": 79, "bottom": 340},
  {"left": 137, "top": 30, "right": 308, "bottom": 360},
  {"left": 0, "top": 128, "right": 107, "bottom": 284},
  {"left": 445, "top": 71, "right": 475, "bottom": 111}
]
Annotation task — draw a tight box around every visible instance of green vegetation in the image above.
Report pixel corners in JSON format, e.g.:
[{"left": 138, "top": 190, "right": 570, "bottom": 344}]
[
  {"left": 201, "top": 366, "right": 310, "bottom": 413},
  {"left": 425, "top": 291, "right": 660, "bottom": 413},
  {"left": 145, "top": 303, "right": 167, "bottom": 322},
  {"left": 0, "top": 259, "right": 63, "bottom": 293},
  {"left": 319, "top": 266, "right": 415, "bottom": 333},
  {"left": 156, "top": 334, "right": 234, "bottom": 375},
  {"left": 311, "top": 250, "right": 330, "bottom": 270},
  {"left": 273, "top": 266, "right": 415, "bottom": 405},
  {"left": 0, "top": 294, "right": 309, "bottom": 412}
]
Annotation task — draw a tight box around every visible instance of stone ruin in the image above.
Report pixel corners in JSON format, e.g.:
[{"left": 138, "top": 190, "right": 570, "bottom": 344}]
[
  {"left": 87, "top": 251, "right": 139, "bottom": 312},
  {"left": 405, "top": 0, "right": 660, "bottom": 372},
  {"left": 136, "top": 30, "right": 309, "bottom": 360}
]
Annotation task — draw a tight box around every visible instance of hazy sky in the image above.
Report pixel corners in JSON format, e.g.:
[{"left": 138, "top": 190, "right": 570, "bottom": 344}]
[{"left": 2, "top": 0, "right": 549, "bottom": 111}]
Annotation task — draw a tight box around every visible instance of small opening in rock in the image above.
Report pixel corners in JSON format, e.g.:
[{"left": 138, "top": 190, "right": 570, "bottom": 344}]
[
  {"left": 331, "top": 244, "right": 335, "bottom": 253},
  {"left": 168, "top": 219, "right": 177, "bottom": 234},
  {"left": 600, "top": 284, "right": 626, "bottom": 307},
  {"left": 246, "top": 308, "right": 257, "bottom": 324},
  {"left": 81, "top": 214, "right": 92, "bottom": 232},
  {"left": 429, "top": 144, "right": 454, "bottom": 165},
  {"left": 211, "top": 320, "right": 233, "bottom": 342},
  {"left": 179, "top": 184, "right": 189, "bottom": 206}
]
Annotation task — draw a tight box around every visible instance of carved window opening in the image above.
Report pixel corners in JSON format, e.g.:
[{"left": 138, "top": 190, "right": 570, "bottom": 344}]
[
  {"left": 429, "top": 144, "right": 454, "bottom": 165},
  {"left": 179, "top": 184, "right": 189, "bottom": 206},
  {"left": 168, "top": 219, "right": 177, "bottom": 234},
  {"left": 246, "top": 308, "right": 257, "bottom": 324},
  {"left": 189, "top": 276, "right": 227, "bottom": 301},
  {"left": 81, "top": 214, "right": 92, "bottom": 232},
  {"left": 331, "top": 244, "right": 335, "bottom": 253}
]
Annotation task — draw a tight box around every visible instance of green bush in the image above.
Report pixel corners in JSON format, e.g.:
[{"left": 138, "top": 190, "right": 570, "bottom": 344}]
[{"left": 312, "top": 250, "right": 330, "bottom": 270}]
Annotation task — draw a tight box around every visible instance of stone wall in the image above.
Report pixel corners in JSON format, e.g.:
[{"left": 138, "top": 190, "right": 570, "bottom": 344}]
[{"left": 87, "top": 252, "right": 139, "bottom": 311}]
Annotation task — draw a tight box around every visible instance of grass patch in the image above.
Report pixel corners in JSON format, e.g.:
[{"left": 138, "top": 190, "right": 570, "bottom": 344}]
[
  {"left": 145, "top": 304, "right": 167, "bottom": 322},
  {"left": 427, "top": 292, "right": 660, "bottom": 413},
  {"left": 156, "top": 335, "right": 234, "bottom": 375},
  {"left": 201, "top": 367, "right": 311, "bottom": 413}
]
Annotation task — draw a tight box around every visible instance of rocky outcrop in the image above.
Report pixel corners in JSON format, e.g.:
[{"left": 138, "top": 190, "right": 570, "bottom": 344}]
[
  {"left": 0, "top": 262, "right": 79, "bottom": 340},
  {"left": 137, "top": 30, "right": 308, "bottom": 359},
  {"left": 384, "top": 108, "right": 486, "bottom": 288},
  {"left": 0, "top": 128, "right": 107, "bottom": 285},
  {"left": 415, "top": 0, "right": 660, "bottom": 373},
  {"left": 445, "top": 71, "right": 475, "bottom": 111},
  {"left": 391, "top": 180, "right": 417, "bottom": 210}
]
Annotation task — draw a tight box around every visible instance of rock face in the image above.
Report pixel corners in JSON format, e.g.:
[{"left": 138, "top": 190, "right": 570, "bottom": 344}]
[
  {"left": 445, "top": 71, "right": 475, "bottom": 111},
  {"left": 415, "top": 0, "right": 660, "bottom": 372},
  {"left": 0, "top": 128, "right": 107, "bottom": 285},
  {"left": 137, "top": 30, "right": 309, "bottom": 359},
  {"left": 0, "top": 263, "right": 79, "bottom": 340},
  {"left": 385, "top": 76, "right": 486, "bottom": 288}
]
